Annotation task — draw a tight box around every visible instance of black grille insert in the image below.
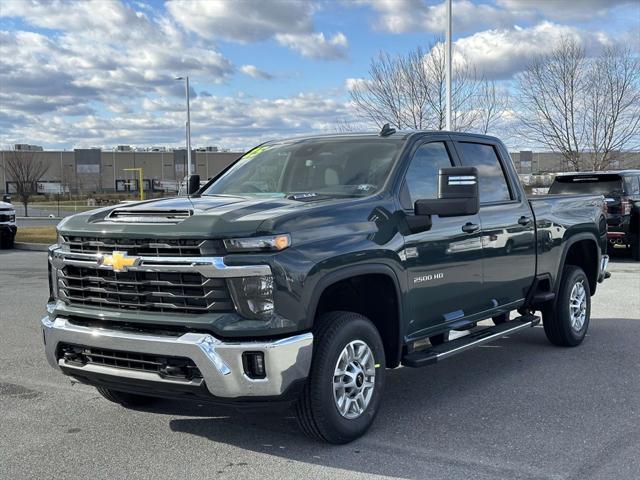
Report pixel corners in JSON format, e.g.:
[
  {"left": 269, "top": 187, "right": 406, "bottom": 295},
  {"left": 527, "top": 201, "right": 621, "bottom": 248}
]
[
  {"left": 62, "top": 236, "right": 225, "bottom": 256},
  {"left": 58, "top": 343, "right": 202, "bottom": 380},
  {"left": 59, "top": 265, "right": 234, "bottom": 314}
]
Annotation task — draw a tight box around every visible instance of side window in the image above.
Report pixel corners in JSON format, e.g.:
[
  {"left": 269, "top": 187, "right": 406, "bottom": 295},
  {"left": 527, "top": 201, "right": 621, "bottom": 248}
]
[
  {"left": 403, "top": 142, "right": 453, "bottom": 207},
  {"left": 625, "top": 176, "right": 640, "bottom": 195},
  {"left": 456, "top": 142, "right": 512, "bottom": 203}
]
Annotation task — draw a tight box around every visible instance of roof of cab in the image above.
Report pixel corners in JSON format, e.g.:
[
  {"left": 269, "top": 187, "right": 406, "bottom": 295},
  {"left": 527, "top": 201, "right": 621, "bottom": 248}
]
[
  {"left": 269, "top": 130, "right": 502, "bottom": 143},
  {"left": 555, "top": 170, "right": 640, "bottom": 177}
]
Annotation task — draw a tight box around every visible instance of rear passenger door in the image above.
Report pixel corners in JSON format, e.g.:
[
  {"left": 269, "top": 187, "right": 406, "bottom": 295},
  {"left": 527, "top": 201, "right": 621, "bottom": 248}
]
[{"left": 452, "top": 138, "right": 535, "bottom": 312}]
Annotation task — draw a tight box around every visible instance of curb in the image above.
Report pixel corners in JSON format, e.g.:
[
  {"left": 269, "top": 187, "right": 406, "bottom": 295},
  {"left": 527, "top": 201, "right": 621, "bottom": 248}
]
[{"left": 14, "top": 242, "right": 50, "bottom": 252}]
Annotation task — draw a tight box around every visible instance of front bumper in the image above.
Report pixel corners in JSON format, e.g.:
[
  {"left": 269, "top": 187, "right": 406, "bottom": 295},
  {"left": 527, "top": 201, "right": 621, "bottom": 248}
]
[{"left": 41, "top": 313, "right": 313, "bottom": 399}]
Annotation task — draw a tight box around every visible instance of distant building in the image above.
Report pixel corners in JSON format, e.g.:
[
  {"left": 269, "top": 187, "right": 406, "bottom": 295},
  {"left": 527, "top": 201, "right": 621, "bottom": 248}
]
[
  {"left": 0, "top": 147, "right": 241, "bottom": 195},
  {"left": 14, "top": 144, "right": 43, "bottom": 151},
  {"left": 510, "top": 151, "right": 640, "bottom": 174}
]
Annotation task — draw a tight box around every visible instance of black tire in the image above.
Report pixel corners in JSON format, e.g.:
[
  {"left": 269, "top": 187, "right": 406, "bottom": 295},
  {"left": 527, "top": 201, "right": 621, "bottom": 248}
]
[
  {"left": 95, "top": 387, "right": 157, "bottom": 407},
  {"left": 542, "top": 265, "right": 591, "bottom": 347},
  {"left": 631, "top": 234, "right": 640, "bottom": 261},
  {"left": 492, "top": 312, "right": 510, "bottom": 325},
  {"left": 295, "top": 311, "right": 386, "bottom": 444},
  {"left": 0, "top": 235, "right": 14, "bottom": 249},
  {"left": 504, "top": 240, "right": 513, "bottom": 255}
]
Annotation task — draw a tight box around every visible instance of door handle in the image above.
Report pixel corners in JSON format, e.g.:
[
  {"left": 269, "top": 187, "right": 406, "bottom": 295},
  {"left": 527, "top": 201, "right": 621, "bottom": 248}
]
[
  {"left": 518, "top": 216, "right": 532, "bottom": 226},
  {"left": 462, "top": 222, "right": 480, "bottom": 233}
]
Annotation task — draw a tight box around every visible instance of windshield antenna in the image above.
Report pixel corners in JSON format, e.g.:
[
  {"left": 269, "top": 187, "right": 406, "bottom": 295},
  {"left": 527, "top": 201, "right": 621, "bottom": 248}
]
[{"left": 379, "top": 123, "right": 396, "bottom": 137}]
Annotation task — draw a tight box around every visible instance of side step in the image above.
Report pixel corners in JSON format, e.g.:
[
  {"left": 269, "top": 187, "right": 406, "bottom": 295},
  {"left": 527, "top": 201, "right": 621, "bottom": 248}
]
[{"left": 402, "top": 314, "right": 540, "bottom": 368}]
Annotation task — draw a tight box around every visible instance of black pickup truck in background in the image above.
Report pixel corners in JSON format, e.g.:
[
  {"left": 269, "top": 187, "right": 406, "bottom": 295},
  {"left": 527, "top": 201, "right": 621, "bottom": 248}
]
[
  {"left": 43, "top": 130, "right": 610, "bottom": 443},
  {"left": 549, "top": 171, "right": 640, "bottom": 260}
]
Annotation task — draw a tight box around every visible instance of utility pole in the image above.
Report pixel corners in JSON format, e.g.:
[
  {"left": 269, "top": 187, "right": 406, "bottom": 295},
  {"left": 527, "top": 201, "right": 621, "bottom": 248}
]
[
  {"left": 445, "top": 0, "right": 452, "bottom": 131},
  {"left": 176, "top": 76, "right": 192, "bottom": 176}
]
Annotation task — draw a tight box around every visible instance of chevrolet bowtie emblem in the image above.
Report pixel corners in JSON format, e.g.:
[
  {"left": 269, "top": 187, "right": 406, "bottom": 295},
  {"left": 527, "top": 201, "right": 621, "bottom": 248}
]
[{"left": 100, "top": 251, "right": 139, "bottom": 272}]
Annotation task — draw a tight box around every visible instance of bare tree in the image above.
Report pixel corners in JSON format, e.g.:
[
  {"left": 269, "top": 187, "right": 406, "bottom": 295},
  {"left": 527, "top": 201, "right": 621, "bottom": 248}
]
[
  {"left": 516, "top": 38, "right": 639, "bottom": 171},
  {"left": 349, "top": 52, "right": 406, "bottom": 129},
  {"left": 348, "top": 39, "right": 506, "bottom": 134},
  {"left": 476, "top": 78, "right": 509, "bottom": 135},
  {"left": 586, "top": 45, "right": 640, "bottom": 170},
  {"left": 516, "top": 37, "right": 587, "bottom": 170},
  {"left": 5, "top": 149, "right": 49, "bottom": 217}
]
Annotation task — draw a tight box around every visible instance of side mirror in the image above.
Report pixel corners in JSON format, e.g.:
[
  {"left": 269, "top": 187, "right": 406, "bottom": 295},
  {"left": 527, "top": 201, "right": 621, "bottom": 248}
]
[
  {"left": 414, "top": 167, "right": 479, "bottom": 217},
  {"left": 187, "top": 174, "right": 201, "bottom": 195},
  {"left": 2, "top": 195, "right": 10, "bottom": 204}
]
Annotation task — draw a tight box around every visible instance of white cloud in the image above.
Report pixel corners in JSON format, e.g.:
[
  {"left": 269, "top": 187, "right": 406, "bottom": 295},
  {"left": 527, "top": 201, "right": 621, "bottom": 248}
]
[
  {"left": 355, "top": 0, "right": 523, "bottom": 35},
  {"left": 345, "top": 77, "right": 368, "bottom": 91},
  {"left": 240, "top": 65, "right": 275, "bottom": 80},
  {"left": 453, "top": 22, "right": 612, "bottom": 78},
  {"left": 0, "top": 1, "right": 235, "bottom": 119},
  {"left": 275, "top": 32, "right": 348, "bottom": 60},
  {"left": 496, "top": 0, "right": 635, "bottom": 21},
  {"left": 166, "top": 0, "right": 313, "bottom": 43},
  {"left": 166, "top": 0, "right": 348, "bottom": 59},
  {"left": 1, "top": 92, "right": 356, "bottom": 151}
]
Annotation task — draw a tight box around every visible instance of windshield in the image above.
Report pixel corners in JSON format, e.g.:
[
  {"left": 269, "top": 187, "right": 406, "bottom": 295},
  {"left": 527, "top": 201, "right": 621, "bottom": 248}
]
[
  {"left": 202, "top": 137, "right": 403, "bottom": 198},
  {"left": 549, "top": 175, "right": 624, "bottom": 196}
]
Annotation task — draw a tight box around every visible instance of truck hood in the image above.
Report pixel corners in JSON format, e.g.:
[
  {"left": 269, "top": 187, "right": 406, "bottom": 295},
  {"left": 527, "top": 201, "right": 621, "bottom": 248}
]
[{"left": 57, "top": 194, "right": 366, "bottom": 239}]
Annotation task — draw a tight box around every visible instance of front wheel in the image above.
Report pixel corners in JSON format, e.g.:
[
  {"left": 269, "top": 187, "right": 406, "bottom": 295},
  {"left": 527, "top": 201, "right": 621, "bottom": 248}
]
[
  {"left": 542, "top": 265, "right": 591, "bottom": 347},
  {"left": 0, "top": 234, "right": 14, "bottom": 249},
  {"left": 295, "top": 311, "right": 385, "bottom": 444}
]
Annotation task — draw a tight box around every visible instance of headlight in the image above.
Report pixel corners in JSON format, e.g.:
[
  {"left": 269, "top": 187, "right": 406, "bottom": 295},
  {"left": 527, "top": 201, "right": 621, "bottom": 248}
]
[
  {"left": 228, "top": 275, "right": 274, "bottom": 320},
  {"left": 56, "top": 231, "right": 69, "bottom": 251},
  {"left": 224, "top": 234, "right": 290, "bottom": 253}
]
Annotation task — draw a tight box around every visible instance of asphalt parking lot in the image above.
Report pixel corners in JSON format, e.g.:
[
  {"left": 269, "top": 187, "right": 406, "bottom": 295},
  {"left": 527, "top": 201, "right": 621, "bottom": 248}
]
[{"left": 1, "top": 250, "right": 638, "bottom": 480}]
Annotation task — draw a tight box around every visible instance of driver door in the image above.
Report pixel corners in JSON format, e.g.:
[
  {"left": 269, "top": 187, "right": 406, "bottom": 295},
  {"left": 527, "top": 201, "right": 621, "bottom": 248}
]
[{"left": 400, "top": 138, "right": 485, "bottom": 340}]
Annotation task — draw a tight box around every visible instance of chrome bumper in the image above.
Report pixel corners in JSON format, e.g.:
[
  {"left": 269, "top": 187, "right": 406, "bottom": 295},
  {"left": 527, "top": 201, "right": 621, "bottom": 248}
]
[{"left": 41, "top": 314, "right": 313, "bottom": 398}]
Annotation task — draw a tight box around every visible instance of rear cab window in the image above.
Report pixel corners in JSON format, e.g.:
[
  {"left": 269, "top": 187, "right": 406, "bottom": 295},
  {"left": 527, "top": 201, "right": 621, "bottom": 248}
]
[{"left": 549, "top": 174, "right": 625, "bottom": 197}]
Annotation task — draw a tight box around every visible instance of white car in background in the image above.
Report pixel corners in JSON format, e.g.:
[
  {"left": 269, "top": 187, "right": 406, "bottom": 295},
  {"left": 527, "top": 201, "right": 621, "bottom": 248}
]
[{"left": 0, "top": 201, "right": 17, "bottom": 249}]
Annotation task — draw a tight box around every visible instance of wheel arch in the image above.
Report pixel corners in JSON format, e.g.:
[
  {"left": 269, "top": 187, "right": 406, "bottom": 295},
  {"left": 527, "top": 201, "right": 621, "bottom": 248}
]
[
  {"left": 308, "top": 264, "right": 404, "bottom": 368},
  {"left": 556, "top": 233, "right": 600, "bottom": 296}
]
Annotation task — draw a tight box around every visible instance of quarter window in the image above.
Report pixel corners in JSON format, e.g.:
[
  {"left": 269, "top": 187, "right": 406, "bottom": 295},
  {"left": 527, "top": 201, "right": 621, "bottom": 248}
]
[
  {"left": 456, "top": 142, "right": 512, "bottom": 203},
  {"left": 403, "top": 142, "right": 453, "bottom": 205}
]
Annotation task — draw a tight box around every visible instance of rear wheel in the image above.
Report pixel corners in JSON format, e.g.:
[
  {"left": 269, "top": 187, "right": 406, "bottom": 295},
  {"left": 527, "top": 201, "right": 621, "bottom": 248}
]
[
  {"left": 95, "top": 387, "right": 157, "bottom": 407},
  {"left": 295, "top": 311, "right": 385, "bottom": 444},
  {"left": 542, "top": 265, "right": 591, "bottom": 347}
]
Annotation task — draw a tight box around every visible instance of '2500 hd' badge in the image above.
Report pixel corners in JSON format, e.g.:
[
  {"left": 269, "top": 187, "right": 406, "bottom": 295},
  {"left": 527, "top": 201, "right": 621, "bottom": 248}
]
[{"left": 413, "top": 272, "right": 444, "bottom": 284}]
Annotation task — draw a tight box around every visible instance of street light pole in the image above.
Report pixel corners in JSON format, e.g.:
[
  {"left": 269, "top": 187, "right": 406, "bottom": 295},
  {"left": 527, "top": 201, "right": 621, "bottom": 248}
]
[
  {"left": 445, "top": 0, "right": 452, "bottom": 131},
  {"left": 175, "top": 76, "right": 192, "bottom": 177}
]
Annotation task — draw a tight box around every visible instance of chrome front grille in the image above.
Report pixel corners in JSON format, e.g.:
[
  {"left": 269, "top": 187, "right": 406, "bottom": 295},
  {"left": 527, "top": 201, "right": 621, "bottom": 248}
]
[
  {"left": 62, "top": 236, "right": 225, "bottom": 257},
  {"left": 58, "top": 265, "right": 234, "bottom": 314}
]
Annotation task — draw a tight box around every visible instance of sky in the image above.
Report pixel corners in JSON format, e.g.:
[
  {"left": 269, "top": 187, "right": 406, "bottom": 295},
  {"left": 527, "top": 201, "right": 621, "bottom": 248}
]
[{"left": 0, "top": 0, "right": 638, "bottom": 151}]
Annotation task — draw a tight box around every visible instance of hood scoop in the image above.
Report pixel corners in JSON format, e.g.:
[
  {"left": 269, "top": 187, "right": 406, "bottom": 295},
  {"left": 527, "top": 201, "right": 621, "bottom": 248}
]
[{"left": 105, "top": 208, "right": 194, "bottom": 223}]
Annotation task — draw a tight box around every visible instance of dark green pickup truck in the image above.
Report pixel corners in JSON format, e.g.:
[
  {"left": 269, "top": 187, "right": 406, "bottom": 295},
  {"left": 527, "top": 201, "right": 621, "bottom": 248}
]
[{"left": 43, "top": 130, "right": 609, "bottom": 443}]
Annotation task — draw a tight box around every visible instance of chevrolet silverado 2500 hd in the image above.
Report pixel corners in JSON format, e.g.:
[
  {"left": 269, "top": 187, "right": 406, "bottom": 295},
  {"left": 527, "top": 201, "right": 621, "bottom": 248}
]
[{"left": 42, "top": 130, "right": 609, "bottom": 443}]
